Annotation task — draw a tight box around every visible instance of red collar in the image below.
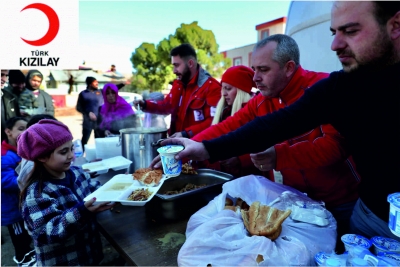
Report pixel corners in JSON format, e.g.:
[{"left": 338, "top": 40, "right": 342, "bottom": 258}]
[
  {"left": 278, "top": 66, "right": 309, "bottom": 105},
  {"left": 175, "top": 67, "right": 200, "bottom": 88},
  {"left": 1, "top": 140, "right": 17, "bottom": 156}
]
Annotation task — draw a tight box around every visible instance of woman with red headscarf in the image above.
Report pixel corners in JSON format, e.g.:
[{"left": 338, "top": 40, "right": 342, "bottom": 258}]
[{"left": 97, "top": 83, "right": 134, "bottom": 137}]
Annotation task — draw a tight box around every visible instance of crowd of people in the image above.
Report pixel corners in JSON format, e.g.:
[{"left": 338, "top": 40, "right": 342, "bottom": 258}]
[{"left": 1, "top": 1, "right": 399, "bottom": 266}]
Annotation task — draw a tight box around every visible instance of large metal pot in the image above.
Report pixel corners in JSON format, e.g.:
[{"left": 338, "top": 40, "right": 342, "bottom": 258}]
[{"left": 119, "top": 127, "right": 167, "bottom": 173}]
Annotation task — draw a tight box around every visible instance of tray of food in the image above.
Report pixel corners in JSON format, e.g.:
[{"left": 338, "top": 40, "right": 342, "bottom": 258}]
[
  {"left": 155, "top": 168, "right": 234, "bottom": 201},
  {"left": 81, "top": 156, "right": 132, "bottom": 174},
  {"left": 83, "top": 173, "right": 164, "bottom": 206}
]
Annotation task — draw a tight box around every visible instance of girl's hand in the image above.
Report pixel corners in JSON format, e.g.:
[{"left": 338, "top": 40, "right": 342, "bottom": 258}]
[{"left": 84, "top": 197, "right": 115, "bottom": 213}]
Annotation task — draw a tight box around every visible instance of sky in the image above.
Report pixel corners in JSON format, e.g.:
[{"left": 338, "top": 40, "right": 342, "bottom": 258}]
[{"left": 79, "top": 1, "right": 292, "bottom": 74}]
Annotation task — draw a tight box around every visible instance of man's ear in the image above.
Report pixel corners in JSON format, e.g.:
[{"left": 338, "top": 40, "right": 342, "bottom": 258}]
[
  {"left": 284, "top": 61, "right": 296, "bottom": 78},
  {"left": 187, "top": 58, "right": 195, "bottom": 68},
  {"left": 389, "top": 11, "right": 400, "bottom": 40}
]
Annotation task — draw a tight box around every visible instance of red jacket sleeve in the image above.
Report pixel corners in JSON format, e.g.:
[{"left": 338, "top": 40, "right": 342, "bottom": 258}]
[
  {"left": 144, "top": 81, "right": 183, "bottom": 115},
  {"left": 274, "top": 124, "right": 350, "bottom": 170},
  {"left": 192, "top": 96, "right": 259, "bottom": 141},
  {"left": 183, "top": 80, "right": 221, "bottom": 137}
]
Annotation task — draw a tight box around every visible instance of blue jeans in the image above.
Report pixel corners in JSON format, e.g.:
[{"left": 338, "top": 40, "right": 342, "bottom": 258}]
[{"left": 350, "top": 198, "right": 400, "bottom": 241}]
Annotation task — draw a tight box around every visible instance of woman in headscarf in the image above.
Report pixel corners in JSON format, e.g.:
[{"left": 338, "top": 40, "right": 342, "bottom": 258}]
[
  {"left": 25, "top": 70, "right": 54, "bottom": 116},
  {"left": 97, "top": 83, "right": 134, "bottom": 137}
]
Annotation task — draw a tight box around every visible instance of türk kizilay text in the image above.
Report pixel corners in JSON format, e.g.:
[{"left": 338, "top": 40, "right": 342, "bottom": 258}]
[{"left": 20, "top": 50, "right": 59, "bottom": 66}]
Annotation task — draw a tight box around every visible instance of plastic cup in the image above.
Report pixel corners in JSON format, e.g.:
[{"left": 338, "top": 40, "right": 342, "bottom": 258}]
[
  {"left": 157, "top": 145, "right": 184, "bottom": 177},
  {"left": 388, "top": 193, "right": 400, "bottom": 237},
  {"left": 341, "top": 234, "right": 372, "bottom": 252},
  {"left": 371, "top": 236, "right": 400, "bottom": 255}
]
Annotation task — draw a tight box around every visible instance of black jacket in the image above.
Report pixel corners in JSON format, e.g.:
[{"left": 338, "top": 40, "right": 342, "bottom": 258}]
[{"left": 204, "top": 62, "right": 400, "bottom": 222}]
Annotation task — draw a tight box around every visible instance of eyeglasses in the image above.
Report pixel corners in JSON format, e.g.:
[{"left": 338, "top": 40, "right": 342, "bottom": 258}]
[
  {"left": 106, "top": 91, "right": 116, "bottom": 95},
  {"left": 1, "top": 73, "right": 9, "bottom": 77}
]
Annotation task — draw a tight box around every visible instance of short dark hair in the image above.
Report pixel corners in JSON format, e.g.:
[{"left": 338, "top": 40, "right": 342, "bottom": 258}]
[
  {"left": 5, "top": 116, "right": 26, "bottom": 130},
  {"left": 373, "top": 1, "right": 400, "bottom": 26},
  {"left": 170, "top": 43, "right": 197, "bottom": 61},
  {"left": 27, "top": 114, "right": 57, "bottom": 128}
]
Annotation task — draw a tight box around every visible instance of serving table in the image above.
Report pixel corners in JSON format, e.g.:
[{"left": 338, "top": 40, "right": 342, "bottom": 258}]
[{"left": 94, "top": 169, "right": 189, "bottom": 266}]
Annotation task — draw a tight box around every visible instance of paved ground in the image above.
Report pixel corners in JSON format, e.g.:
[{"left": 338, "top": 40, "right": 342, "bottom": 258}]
[
  {"left": 1, "top": 115, "right": 125, "bottom": 266},
  {"left": 58, "top": 115, "right": 96, "bottom": 146}
]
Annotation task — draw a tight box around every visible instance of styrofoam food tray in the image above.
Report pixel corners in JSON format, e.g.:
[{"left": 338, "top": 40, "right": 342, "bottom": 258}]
[
  {"left": 82, "top": 156, "right": 132, "bottom": 174},
  {"left": 84, "top": 174, "right": 165, "bottom": 206}
]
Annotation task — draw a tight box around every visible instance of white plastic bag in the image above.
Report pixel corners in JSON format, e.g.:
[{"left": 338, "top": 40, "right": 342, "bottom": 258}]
[{"left": 178, "top": 175, "right": 337, "bottom": 266}]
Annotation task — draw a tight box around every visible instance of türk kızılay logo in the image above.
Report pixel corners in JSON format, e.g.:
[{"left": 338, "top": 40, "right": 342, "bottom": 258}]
[
  {"left": 19, "top": 3, "right": 60, "bottom": 67},
  {"left": 21, "top": 3, "right": 60, "bottom": 46},
  {"left": 1, "top": 0, "right": 79, "bottom": 69}
]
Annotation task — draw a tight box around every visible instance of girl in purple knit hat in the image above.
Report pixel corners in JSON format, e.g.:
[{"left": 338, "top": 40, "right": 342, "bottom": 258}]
[{"left": 17, "top": 119, "right": 114, "bottom": 266}]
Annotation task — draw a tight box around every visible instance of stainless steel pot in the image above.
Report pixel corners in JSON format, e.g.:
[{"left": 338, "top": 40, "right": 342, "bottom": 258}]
[{"left": 119, "top": 127, "right": 167, "bottom": 173}]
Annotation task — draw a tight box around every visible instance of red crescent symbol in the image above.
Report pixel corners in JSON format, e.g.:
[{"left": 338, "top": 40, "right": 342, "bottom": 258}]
[{"left": 20, "top": 3, "right": 60, "bottom": 46}]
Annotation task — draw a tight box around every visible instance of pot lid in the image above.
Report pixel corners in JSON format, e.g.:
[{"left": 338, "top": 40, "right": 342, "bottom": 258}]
[{"left": 119, "top": 127, "right": 167, "bottom": 134}]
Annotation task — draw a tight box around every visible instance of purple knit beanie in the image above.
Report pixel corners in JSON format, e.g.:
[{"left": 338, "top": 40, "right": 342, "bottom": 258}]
[{"left": 17, "top": 119, "right": 73, "bottom": 160}]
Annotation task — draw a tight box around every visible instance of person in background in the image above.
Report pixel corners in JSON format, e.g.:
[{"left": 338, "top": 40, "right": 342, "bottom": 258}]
[
  {"left": 1, "top": 117, "right": 35, "bottom": 266},
  {"left": 97, "top": 83, "right": 134, "bottom": 137},
  {"left": 17, "top": 119, "right": 114, "bottom": 266},
  {"left": 6, "top": 70, "right": 38, "bottom": 118},
  {"left": 134, "top": 43, "right": 221, "bottom": 138},
  {"left": 1, "top": 69, "right": 21, "bottom": 142},
  {"left": 193, "top": 65, "right": 263, "bottom": 178},
  {"left": 190, "top": 35, "right": 360, "bottom": 252},
  {"left": 68, "top": 74, "right": 74, "bottom": 94},
  {"left": 25, "top": 70, "right": 54, "bottom": 116},
  {"left": 76, "top": 76, "right": 103, "bottom": 148},
  {"left": 159, "top": 1, "right": 400, "bottom": 241},
  {"left": 107, "top": 64, "right": 124, "bottom": 78}
]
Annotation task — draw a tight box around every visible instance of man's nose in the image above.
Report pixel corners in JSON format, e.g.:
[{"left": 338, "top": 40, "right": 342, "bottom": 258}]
[{"left": 331, "top": 33, "right": 345, "bottom": 52}]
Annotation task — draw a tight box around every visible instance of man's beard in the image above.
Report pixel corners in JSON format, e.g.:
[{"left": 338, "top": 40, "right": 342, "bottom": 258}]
[
  {"left": 340, "top": 28, "right": 397, "bottom": 73},
  {"left": 180, "top": 65, "right": 191, "bottom": 85}
]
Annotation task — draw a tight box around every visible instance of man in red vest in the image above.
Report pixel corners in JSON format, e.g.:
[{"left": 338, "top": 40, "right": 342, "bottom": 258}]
[{"left": 135, "top": 43, "right": 221, "bottom": 138}]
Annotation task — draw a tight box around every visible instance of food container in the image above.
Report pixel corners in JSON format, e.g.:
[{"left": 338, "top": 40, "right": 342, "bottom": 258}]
[
  {"left": 377, "top": 252, "right": 400, "bottom": 266},
  {"left": 157, "top": 145, "right": 184, "bottom": 178},
  {"left": 81, "top": 156, "right": 132, "bottom": 174},
  {"left": 84, "top": 144, "right": 96, "bottom": 162},
  {"left": 341, "top": 234, "right": 372, "bottom": 252},
  {"left": 145, "top": 169, "right": 234, "bottom": 221},
  {"left": 314, "top": 251, "right": 330, "bottom": 266},
  {"left": 370, "top": 236, "right": 400, "bottom": 255},
  {"left": 388, "top": 193, "right": 400, "bottom": 237},
  {"left": 119, "top": 127, "right": 167, "bottom": 173},
  {"left": 95, "top": 137, "right": 121, "bottom": 159},
  {"left": 314, "top": 251, "right": 347, "bottom": 266},
  {"left": 82, "top": 161, "right": 109, "bottom": 174},
  {"left": 83, "top": 174, "right": 164, "bottom": 206}
]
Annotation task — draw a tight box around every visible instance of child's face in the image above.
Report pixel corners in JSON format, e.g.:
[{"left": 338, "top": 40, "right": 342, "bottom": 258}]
[
  {"left": 42, "top": 140, "right": 74, "bottom": 177},
  {"left": 5, "top": 120, "right": 27, "bottom": 144}
]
